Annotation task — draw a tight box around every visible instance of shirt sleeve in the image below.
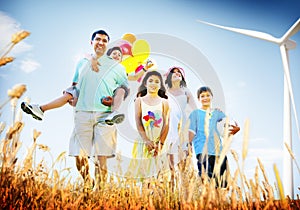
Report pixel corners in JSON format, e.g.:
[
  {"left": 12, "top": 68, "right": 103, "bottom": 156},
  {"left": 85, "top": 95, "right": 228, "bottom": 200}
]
[
  {"left": 117, "top": 64, "right": 129, "bottom": 88},
  {"left": 72, "top": 59, "right": 89, "bottom": 84},
  {"left": 188, "top": 110, "right": 197, "bottom": 134}
]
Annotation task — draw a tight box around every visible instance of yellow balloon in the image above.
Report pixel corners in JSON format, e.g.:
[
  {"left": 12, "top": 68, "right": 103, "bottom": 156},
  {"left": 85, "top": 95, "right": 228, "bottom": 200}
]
[
  {"left": 121, "top": 56, "right": 140, "bottom": 74},
  {"left": 132, "top": 39, "right": 150, "bottom": 63},
  {"left": 122, "top": 33, "right": 136, "bottom": 44}
]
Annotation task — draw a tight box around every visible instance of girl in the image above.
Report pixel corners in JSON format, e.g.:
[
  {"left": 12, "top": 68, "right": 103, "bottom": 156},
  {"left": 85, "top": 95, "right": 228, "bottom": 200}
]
[
  {"left": 127, "top": 71, "right": 169, "bottom": 179},
  {"left": 164, "top": 66, "right": 197, "bottom": 187}
]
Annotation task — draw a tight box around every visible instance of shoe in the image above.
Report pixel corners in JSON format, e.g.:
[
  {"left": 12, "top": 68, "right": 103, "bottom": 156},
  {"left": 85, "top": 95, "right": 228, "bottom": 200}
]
[
  {"left": 104, "top": 111, "right": 125, "bottom": 125},
  {"left": 21, "top": 102, "right": 44, "bottom": 121}
]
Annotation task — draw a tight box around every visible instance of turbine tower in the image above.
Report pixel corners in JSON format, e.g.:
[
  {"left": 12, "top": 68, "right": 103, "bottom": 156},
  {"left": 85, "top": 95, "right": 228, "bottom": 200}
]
[{"left": 197, "top": 18, "right": 300, "bottom": 198}]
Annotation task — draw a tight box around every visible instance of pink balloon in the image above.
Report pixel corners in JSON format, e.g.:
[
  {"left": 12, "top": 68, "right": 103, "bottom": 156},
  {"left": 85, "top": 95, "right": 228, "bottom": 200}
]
[{"left": 118, "top": 40, "right": 132, "bottom": 56}]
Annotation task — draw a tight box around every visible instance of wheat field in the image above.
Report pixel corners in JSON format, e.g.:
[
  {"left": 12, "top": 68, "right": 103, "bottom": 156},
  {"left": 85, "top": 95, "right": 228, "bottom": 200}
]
[{"left": 1, "top": 87, "right": 299, "bottom": 209}]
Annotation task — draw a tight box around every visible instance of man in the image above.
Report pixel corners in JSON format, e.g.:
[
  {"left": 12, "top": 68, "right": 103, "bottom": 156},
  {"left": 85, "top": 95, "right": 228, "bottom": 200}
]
[{"left": 69, "top": 29, "right": 129, "bottom": 188}]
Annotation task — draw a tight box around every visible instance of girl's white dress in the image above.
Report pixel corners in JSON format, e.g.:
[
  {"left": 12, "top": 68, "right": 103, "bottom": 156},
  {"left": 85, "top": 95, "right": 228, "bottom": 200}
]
[
  {"left": 166, "top": 92, "right": 188, "bottom": 155},
  {"left": 126, "top": 98, "right": 165, "bottom": 179}
]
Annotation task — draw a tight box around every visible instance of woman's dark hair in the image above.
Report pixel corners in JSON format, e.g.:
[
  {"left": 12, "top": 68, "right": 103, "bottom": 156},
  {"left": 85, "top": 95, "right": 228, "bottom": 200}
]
[
  {"left": 197, "top": 86, "right": 213, "bottom": 99},
  {"left": 91, "top": 29, "right": 110, "bottom": 41},
  {"left": 165, "top": 67, "right": 187, "bottom": 88},
  {"left": 136, "top": 71, "right": 168, "bottom": 99},
  {"left": 106, "top": 46, "right": 122, "bottom": 56}
]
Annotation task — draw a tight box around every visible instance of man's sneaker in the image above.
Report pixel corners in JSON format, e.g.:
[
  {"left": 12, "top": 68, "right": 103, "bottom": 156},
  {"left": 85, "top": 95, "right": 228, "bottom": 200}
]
[
  {"left": 21, "top": 102, "right": 44, "bottom": 121},
  {"left": 104, "top": 111, "right": 125, "bottom": 125}
]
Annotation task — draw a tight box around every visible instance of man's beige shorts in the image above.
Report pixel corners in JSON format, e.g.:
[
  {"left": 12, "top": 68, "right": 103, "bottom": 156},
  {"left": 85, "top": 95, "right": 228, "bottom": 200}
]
[{"left": 69, "top": 111, "right": 116, "bottom": 157}]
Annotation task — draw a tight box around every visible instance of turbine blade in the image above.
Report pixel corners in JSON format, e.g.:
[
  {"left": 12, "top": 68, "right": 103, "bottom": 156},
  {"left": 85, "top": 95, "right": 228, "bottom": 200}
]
[
  {"left": 197, "top": 20, "right": 280, "bottom": 44},
  {"left": 280, "top": 45, "right": 300, "bottom": 140},
  {"left": 281, "top": 18, "right": 300, "bottom": 43}
]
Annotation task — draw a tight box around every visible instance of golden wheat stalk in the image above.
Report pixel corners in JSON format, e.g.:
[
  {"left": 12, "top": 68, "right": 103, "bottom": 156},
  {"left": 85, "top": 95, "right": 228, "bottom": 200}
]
[
  {"left": 213, "top": 133, "right": 233, "bottom": 185},
  {"left": 0, "top": 31, "right": 30, "bottom": 59},
  {"left": 273, "top": 164, "right": 285, "bottom": 200},
  {"left": 284, "top": 142, "right": 300, "bottom": 175},
  {"left": 242, "top": 119, "right": 249, "bottom": 163},
  {"left": 257, "top": 158, "right": 270, "bottom": 184}
]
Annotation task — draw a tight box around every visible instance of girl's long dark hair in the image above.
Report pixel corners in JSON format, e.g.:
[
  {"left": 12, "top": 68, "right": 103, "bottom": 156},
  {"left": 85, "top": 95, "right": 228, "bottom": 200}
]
[
  {"left": 136, "top": 71, "right": 168, "bottom": 99},
  {"left": 165, "top": 67, "right": 187, "bottom": 88}
]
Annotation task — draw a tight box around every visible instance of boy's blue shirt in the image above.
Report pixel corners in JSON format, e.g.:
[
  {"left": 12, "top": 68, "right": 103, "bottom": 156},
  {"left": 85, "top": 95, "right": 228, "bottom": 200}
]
[{"left": 189, "top": 109, "right": 226, "bottom": 155}]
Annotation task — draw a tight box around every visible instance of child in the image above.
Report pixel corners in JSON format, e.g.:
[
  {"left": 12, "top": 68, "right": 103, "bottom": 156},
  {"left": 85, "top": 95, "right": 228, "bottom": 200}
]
[
  {"left": 187, "top": 86, "right": 240, "bottom": 187},
  {"left": 89, "top": 46, "right": 153, "bottom": 125},
  {"left": 126, "top": 71, "right": 169, "bottom": 179},
  {"left": 89, "top": 46, "right": 127, "bottom": 125},
  {"left": 164, "top": 66, "right": 197, "bottom": 187}
]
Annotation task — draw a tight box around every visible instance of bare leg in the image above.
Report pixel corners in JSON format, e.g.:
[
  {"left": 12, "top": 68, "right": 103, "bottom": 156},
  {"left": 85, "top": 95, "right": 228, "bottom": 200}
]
[
  {"left": 40, "top": 93, "right": 73, "bottom": 112},
  {"left": 168, "top": 154, "right": 175, "bottom": 191},
  {"left": 111, "top": 88, "right": 125, "bottom": 112},
  {"left": 95, "top": 156, "right": 108, "bottom": 187},
  {"left": 75, "top": 156, "right": 93, "bottom": 184}
]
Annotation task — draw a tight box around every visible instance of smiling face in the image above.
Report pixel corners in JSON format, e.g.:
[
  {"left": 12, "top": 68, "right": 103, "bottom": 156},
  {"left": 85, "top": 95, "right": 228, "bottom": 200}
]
[
  {"left": 109, "top": 49, "right": 122, "bottom": 62},
  {"left": 199, "top": 90, "right": 212, "bottom": 109},
  {"left": 91, "top": 33, "right": 109, "bottom": 57},
  {"left": 171, "top": 68, "right": 183, "bottom": 82},
  {"left": 145, "top": 75, "right": 161, "bottom": 94}
]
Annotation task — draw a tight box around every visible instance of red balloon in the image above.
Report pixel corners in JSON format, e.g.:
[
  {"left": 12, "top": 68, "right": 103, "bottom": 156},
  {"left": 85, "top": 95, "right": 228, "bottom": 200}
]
[{"left": 117, "top": 40, "right": 132, "bottom": 56}]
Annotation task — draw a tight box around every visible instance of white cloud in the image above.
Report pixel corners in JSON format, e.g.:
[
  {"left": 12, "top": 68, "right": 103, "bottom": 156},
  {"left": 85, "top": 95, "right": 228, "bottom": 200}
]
[
  {"left": 20, "top": 59, "right": 40, "bottom": 73},
  {"left": 0, "top": 12, "right": 20, "bottom": 46},
  {"left": 0, "top": 11, "right": 39, "bottom": 72}
]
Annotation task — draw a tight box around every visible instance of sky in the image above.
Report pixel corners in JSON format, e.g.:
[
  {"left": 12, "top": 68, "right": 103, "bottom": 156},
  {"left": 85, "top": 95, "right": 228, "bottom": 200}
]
[{"left": 0, "top": 0, "right": 300, "bottom": 198}]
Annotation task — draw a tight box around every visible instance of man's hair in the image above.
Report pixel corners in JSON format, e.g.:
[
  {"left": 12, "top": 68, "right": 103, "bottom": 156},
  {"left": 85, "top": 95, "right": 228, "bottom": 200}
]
[{"left": 91, "top": 29, "right": 110, "bottom": 41}]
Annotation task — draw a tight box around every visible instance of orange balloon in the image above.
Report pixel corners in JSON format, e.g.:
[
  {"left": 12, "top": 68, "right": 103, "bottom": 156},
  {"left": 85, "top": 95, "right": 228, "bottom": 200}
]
[{"left": 122, "top": 33, "right": 136, "bottom": 44}]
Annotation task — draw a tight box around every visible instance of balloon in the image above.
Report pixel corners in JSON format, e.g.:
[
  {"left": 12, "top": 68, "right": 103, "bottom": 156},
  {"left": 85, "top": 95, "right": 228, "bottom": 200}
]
[
  {"left": 132, "top": 39, "right": 150, "bottom": 64},
  {"left": 121, "top": 56, "right": 141, "bottom": 74},
  {"left": 122, "top": 33, "right": 136, "bottom": 44},
  {"left": 117, "top": 40, "right": 132, "bottom": 56},
  {"left": 120, "top": 39, "right": 151, "bottom": 74}
]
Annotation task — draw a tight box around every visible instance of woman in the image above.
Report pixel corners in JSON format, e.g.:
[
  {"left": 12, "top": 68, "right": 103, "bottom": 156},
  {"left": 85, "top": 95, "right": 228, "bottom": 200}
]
[{"left": 164, "top": 66, "right": 197, "bottom": 188}]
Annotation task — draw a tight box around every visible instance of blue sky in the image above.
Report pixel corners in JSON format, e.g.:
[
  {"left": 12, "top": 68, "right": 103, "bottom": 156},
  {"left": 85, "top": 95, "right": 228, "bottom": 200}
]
[{"left": 0, "top": 0, "right": 300, "bottom": 197}]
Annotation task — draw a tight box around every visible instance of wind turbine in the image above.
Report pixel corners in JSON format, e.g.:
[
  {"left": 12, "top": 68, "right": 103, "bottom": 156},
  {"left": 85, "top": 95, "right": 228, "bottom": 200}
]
[{"left": 197, "top": 18, "right": 300, "bottom": 198}]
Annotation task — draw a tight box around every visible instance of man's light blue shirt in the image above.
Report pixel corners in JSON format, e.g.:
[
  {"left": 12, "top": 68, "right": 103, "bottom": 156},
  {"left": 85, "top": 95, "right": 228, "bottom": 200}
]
[{"left": 74, "top": 56, "right": 128, "bottom": 112}]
